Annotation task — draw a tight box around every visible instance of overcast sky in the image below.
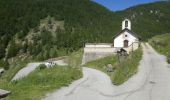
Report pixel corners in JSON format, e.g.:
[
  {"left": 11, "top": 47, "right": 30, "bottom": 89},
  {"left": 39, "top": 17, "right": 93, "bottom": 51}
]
[{"left": 93, "top": 0, "right": 161, "bottom": 11}]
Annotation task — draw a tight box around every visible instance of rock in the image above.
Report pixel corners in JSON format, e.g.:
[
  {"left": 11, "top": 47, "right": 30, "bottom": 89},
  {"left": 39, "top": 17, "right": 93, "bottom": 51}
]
[
  {"left": 0, "top": 89, "right": 11, "bottom": 99},
  {"left": 107, "top": 64, "right": 113, "bottom": 72},
  {"left": 0, "top": 69, "right": 5, "bottom": 76}
]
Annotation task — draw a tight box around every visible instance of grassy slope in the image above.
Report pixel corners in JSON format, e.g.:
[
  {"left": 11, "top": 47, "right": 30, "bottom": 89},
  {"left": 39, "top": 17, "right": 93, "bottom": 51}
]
[
  {"left": 1, "top": 66, "right": 82, "bottom": 100},
  {"left": 149, "top": 33, "right": 170, "bottom": 63},
  {"left": 0, "top": 50, "right": 83, "bottom": 100},
  {"left": 85, "top": 55, "right": 117, "bottom": 74},
  {"left": 85, "top": 48, "right": 142, "bottom": 85},
  {"left": 0, "top": 58, "right": 32, "bottom": 83},
  {"left": 67, "top": 49, "right": 83, "bottom": 69},
  {"left": 116, "top": 1, "right": 170, "bottom": 40}
]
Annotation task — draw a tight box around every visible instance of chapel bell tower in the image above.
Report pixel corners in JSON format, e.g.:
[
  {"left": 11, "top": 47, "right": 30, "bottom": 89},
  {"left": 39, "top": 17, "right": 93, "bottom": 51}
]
[{"left": 122, "top": 19, "right": 131, "bottom": 30}]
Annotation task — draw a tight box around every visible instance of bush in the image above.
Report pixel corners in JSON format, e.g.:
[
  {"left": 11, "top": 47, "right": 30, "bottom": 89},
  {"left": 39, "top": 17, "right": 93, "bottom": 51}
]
[
  {"left": 167, "top": 58, "right": 170, "bottom": 64},
  {"left": 38, "top": 64, "right": 47, "bottom": 70},
  {"left": 0, "top": 59, "right": 9, "bottom": 70}
]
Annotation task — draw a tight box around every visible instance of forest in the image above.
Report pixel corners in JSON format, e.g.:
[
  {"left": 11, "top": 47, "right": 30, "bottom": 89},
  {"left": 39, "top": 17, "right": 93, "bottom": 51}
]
[{"left": 0, "top": 0, "right": 170, "bottom": 68}]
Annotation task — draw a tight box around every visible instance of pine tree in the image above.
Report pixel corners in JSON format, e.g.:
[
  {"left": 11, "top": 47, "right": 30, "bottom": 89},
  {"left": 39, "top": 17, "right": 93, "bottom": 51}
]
[{"left": 6, "top": 40, "right": 19, "bottom": 58}]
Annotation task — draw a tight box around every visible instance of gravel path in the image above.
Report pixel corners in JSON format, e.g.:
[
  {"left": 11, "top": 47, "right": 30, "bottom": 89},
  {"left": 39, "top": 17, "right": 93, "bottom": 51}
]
[
  {"left": 12, "top": 62, "right": 43, "bottom": 81},
  {"left": 44, "top": 43, "right": 170, "bottom": 100},
  {"left": 12, "top": 60, "right": 68, "bottom": 81}
]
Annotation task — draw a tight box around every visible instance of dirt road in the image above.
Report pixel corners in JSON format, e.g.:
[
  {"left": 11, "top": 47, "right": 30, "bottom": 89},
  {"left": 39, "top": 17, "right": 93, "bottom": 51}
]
[{"left": 44, "top": 43, "right": 170, "bottom": 100}]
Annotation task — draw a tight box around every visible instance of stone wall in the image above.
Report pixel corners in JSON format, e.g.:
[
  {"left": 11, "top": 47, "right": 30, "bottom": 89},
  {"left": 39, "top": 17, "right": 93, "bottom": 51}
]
[
  {"left": 82, "top": 42, "right": 140, "bottom": 64},
  {"left": 82, "top": 52, "right": 115, "bottom": 65},
  {"left": 82, "top": 44, "right": 116, "bottom": 64}
]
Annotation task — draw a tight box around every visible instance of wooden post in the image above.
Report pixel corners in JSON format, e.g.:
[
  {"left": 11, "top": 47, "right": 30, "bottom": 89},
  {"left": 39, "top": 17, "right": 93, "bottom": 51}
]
[{"left": 117, "top": 52, "right": 120, "bottom": 64}]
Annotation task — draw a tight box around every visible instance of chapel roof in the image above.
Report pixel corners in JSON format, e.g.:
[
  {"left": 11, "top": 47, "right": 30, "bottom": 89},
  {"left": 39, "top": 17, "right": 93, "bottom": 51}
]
[{"left": 113, "top": 28, "right": 141, "bottom": 40}]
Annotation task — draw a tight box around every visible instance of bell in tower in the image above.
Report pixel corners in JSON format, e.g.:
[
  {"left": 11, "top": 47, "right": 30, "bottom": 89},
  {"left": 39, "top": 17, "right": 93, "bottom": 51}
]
[{"left": 122, "top": 19, "right": 131, "bottom": 30}]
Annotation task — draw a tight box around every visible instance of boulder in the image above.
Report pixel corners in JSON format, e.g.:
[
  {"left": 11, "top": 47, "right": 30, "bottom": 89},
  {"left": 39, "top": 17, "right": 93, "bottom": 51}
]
[
  {"left": 106, "top": 64, "right": 113, "bottom": 72},
  {"left": 0, "top": 89, "right": 11, "bottom": 99},
  {"left": 0, "top": 69, "right": 5, "bottom": 76}
]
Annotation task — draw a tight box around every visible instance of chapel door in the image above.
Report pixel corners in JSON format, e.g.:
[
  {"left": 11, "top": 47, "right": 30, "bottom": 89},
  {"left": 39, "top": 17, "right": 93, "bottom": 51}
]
[{"left": 124, "top": 40, "right": 129, "bottom": 48}]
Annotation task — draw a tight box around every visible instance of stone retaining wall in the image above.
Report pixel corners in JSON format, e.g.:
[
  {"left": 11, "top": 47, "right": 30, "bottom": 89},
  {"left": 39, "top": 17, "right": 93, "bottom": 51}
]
[
  {"left": 82, "top": 44, "right": 116, "bottom": 64},
  {"left": 82, "top": 42, "right": 140, "bottom": 64}
]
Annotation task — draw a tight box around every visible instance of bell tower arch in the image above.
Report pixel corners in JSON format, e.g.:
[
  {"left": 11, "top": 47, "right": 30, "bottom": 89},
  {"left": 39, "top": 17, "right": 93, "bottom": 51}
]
[{"left": 122, "top": 19, "right": 131, "bottom": 30}]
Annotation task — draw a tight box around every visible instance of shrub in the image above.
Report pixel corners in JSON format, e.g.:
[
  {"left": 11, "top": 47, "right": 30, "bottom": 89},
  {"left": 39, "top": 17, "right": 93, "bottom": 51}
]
[
  {"left": 0, "top": 59, "right": 9, "bottom": 70},
  {"left": 167, "top": 58, "right": 170, "bottom": 64},
  {"left": 38, "top": 64, "right": 47, "bottom": 70}
]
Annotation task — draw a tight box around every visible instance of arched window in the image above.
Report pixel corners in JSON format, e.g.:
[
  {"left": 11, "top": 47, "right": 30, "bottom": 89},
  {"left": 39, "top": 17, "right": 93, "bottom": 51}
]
[{"left": 125, "top": 21, "right": 128, "bottom": 28}]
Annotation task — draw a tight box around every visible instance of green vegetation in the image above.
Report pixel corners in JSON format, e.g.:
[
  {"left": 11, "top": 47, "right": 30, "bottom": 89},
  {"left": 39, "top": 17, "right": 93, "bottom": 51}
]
[
  {"left": 0, "top": 59, "right": 9, "bottom": 70},
  {"left": 38, "top": 64, "right": 47, "bottom": 70},
  {"left": 0, "top": 50, "right": 83, "bottom": 100},
  {"left": 0, "top": 66, "right": 82, "bottom": 100},
  {"left": 0, "top": 0, "right": 169, "bottom": 96},
  {"left": 85, "top": 48, "right": 143, "bottom": 85},
  {"left": 85, "top": 55, "right": 117, "bottom": 74},
  {"left": 0, "top": 0, "right": 170, "bottom": 63},
  {"left": 116, "top": 1, "right": 170, "bottom": 40},
  {"left": 0, "top": 0, "right": 117, "bottom": 61},
  {"left": 112, "top": 48, "right": 142, "bottom": 85},
  {"left": 67, "top": 49, "right": 83, "bottom": 69},
  {"left": 149, "top": 33, "right": 170, "bottom": 63},
  {"left": 0, "top": 59, "right": 31, "bottom": 83}
]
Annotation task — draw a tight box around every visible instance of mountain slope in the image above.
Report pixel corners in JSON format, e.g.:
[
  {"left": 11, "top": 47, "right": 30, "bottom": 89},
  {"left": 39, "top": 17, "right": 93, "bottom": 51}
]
[
  {"left": 0, "top": 0, "right": 170, "bottom": 64},
  {"left": 115, "top": 1, "right": 170, "bottom": 40},
  {"left": 0, "top": 0, "right": 117, "bottom": 61}
]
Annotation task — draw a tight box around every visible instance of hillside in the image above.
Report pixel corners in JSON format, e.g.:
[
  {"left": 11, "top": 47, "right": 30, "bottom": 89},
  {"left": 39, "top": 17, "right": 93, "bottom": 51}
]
[
  {"left": 0, "top": 0, "right": 170, "bottom": 68},
  {"left": 0, "top": 0, "right": 117, "bottom": 62},
  {"left": 115, "top": 1, "right": 170, "bottom": 40}
]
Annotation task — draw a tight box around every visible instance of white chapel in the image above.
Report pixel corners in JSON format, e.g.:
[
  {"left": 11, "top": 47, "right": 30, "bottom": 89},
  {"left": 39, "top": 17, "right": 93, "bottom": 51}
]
[
  {"left": 113, "top": 19, "right": 140, "bottom": 48},
  {"left": 83, "top": 19, "right": 140, "bottom": 64}
]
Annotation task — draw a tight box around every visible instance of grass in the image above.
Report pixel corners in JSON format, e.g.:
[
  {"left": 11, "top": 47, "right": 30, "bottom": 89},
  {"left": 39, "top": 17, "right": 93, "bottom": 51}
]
[
  {"left": 0, "top": 50, "right": 83, "bottom": 100},
  {"left": 0, "top": 59, "right": 30, "bottom": 83},
  {"left": 149, "top": 33, "right": 170, "bottom": 63},
  {"left": 85, "top": 55, "right": 117, "bottom": 74},
  {"left": 85, "top": 48, "right": 143, "bottom": 85},
  {"left": 0, "top": 66, "right": 82, "bottom": 100},
  {"left": 66, "top": 49, "right": 83, "bottom": 69}
]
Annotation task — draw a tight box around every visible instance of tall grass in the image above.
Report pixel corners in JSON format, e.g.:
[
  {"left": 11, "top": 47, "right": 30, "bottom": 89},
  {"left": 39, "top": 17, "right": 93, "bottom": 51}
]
[
  {"left": 67, "top": 49, "right": 83, "bottom": 69},
  {"left": 112, "top": 48, "right": 142, "bottom": 85},
  {"left": 85, "top": 48, "right": 142, "bottom": 85}
]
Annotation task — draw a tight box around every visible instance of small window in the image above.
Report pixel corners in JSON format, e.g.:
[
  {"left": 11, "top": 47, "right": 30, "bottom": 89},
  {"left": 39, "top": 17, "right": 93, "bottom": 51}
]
[
  {"left": 125, "top": 35, "right": 128, "bottom": 37},
  {"left": 125, "top": 21, "right": 128, "bottom": 28}
]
